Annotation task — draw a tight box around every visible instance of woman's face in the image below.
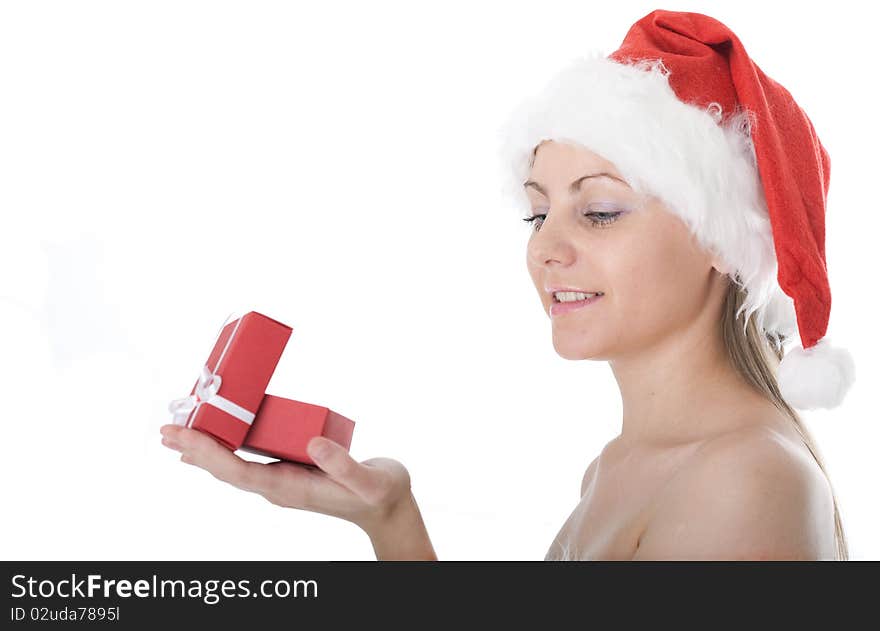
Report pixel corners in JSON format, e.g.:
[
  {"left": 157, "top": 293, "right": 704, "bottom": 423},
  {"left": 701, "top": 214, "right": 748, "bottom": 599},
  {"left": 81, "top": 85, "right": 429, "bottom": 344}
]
[{"left": 525, "top": 140, "right": 725, "bottom": 361}]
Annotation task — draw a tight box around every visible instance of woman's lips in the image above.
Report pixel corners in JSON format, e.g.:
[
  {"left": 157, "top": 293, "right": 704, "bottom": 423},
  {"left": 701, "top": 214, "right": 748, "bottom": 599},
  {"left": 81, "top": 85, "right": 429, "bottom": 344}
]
[{"left": 550, "top": 293, "right": 603, "bottom": 317}]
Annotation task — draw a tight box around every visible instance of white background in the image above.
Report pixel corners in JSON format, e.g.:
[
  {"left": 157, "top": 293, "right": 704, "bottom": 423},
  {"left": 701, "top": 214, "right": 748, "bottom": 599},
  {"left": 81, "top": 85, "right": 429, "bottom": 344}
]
[{"left": 1, "top": 0, "right": 876, "bottom": 560}]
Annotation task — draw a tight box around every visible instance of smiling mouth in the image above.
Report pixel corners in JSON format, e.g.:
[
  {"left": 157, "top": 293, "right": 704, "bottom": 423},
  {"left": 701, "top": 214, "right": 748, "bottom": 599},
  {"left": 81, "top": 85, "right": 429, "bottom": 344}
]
[
  {"left": 550, "top": 292, "right": 604, "bottom": 317},
  {"left": 552, "top": 292, "right": 604, "bottom": 303}
]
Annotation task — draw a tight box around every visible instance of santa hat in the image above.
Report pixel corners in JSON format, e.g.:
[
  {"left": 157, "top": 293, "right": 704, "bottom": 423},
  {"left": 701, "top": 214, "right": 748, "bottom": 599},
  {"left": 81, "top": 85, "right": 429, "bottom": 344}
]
[{"left": 497, "top": 9, "right": 855, "bottom": 410}]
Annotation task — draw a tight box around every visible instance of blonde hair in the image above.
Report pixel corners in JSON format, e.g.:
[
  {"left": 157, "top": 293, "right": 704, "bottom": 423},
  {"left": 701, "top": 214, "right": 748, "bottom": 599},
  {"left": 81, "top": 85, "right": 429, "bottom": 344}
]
[{"left": 721, "top": 277, "right": 848, "bottom": 560}]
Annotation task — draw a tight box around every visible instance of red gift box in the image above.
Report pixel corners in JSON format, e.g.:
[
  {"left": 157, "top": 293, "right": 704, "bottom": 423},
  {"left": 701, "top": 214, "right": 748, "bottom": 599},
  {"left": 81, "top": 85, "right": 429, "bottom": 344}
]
[
  {"left": 239, "top": 394, "right": 355, "bottom": 465},
  {"left": 169, "top": 312, "right": 292, "bottom": 450}
]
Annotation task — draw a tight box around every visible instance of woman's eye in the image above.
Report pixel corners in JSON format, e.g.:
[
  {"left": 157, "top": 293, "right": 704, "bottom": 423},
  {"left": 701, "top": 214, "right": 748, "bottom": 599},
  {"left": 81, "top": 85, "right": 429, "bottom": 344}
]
[
  {"left": 522, "top": 213, "right": 546, "bottom": 229},
  {"left": 583, "top": 211, "right": 622, "bottom": 227},
  {"left": 522, "top": 207, "right": 623, "bottom": 231}
]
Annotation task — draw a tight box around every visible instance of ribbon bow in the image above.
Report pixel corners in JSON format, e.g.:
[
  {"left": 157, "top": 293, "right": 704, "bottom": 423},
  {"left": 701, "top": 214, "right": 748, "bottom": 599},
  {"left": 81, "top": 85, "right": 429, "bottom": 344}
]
[{"left": 168, "top": 364, "right": 256, "bottom": 428}]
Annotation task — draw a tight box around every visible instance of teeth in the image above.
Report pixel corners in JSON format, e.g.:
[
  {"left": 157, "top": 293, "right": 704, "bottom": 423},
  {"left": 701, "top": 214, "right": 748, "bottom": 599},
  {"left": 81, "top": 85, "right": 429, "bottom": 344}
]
[{"left": 554, "top": 291, "right": 602, "bottom": 302}]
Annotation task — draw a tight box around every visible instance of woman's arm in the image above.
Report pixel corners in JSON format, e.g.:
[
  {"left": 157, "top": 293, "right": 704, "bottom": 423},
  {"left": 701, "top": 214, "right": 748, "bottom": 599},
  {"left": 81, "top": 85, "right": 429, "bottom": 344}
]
[
  {"left": 362, "top": 490, "right": 437, "bottom": 560},
  {"left": 160, "top": 425, "right": 438, "bottom": 560}
]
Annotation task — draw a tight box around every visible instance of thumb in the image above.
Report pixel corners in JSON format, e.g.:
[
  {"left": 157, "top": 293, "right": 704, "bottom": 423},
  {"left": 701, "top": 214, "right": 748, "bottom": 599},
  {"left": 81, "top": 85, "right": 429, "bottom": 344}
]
[
  {"left": 307, "top": 437, "right": 381, "bottom": 501},
  {"left": 307, "top": 436, "right": 337, "bottom": 462}
]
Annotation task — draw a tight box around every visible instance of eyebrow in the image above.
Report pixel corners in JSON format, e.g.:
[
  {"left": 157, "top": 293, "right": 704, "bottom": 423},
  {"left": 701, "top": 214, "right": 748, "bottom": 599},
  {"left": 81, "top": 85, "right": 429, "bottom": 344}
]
[{"left": 523, "top": 172, "right": 630, "bottom": 196}]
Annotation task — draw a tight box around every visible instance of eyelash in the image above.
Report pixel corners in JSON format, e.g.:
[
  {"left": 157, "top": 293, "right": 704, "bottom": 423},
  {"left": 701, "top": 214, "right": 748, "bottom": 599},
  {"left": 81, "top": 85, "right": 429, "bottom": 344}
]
[{"left": 522, "top": 209, "right": 623, "bottom": 230}]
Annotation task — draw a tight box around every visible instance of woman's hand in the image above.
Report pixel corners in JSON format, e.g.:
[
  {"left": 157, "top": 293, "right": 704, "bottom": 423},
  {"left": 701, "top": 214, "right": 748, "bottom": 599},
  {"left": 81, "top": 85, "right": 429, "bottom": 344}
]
[{"left": 158, "top": 424, "right": 413, "bottom": 535}]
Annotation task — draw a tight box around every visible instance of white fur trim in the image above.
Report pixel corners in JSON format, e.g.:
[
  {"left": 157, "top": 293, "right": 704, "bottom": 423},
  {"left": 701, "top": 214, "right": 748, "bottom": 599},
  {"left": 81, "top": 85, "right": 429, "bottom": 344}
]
[
  {"left": 778, "top": 338, "right": 856, "bottom": 410},
  {"left": 495, "top": 51, "right": 798, "bottom": 339}
]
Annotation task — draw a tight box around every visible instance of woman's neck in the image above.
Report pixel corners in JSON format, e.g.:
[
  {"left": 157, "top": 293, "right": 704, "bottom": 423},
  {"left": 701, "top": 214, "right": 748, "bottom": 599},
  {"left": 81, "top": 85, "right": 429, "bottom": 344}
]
[{"left": 608, "top": 327, "right": 777, "bottom": 449}]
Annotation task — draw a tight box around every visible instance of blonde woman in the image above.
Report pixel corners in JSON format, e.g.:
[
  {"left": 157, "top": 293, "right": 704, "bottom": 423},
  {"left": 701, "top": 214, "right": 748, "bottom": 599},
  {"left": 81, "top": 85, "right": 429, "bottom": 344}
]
[{"left": 160, "top": 9, "right": 855, "bottom": 560}]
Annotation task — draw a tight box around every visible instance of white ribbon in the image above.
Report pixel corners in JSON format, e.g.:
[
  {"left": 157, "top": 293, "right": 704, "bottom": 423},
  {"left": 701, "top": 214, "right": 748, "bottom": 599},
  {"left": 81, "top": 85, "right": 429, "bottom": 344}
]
[
  {"left": 168, "top": 312, "right": 256, "bottom": 428},
  {"left": 168, "top": 364, "right": 256, "bottom": 428}
]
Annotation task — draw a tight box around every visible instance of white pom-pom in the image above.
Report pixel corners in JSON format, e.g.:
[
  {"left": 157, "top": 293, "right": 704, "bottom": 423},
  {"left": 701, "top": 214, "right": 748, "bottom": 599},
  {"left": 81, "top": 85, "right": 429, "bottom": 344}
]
[{"left": 778, "top": 338, "right": 856, "bottom": 410}]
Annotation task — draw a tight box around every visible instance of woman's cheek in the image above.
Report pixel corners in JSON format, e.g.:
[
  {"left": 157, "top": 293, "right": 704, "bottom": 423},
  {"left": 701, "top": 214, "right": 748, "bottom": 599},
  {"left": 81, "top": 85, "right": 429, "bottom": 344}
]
[{"left": 623, "top": 239, "right": 684, "bottom": 323}]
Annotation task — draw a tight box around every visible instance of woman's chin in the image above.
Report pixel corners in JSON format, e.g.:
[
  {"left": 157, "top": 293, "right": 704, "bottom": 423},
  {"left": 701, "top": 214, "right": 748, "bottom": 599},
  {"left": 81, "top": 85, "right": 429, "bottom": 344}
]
[{"left": 552, "top": 341, "right": 607, "bottom": 361}]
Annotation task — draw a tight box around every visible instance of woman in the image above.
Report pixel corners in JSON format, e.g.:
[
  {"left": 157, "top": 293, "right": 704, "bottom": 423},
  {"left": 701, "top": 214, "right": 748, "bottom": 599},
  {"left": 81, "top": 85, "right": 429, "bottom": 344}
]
[
  {"left": 523, "top": 139, "right": 844, "bottom": 560},
  {"left": 160, "top": 9, "right": 855, "bottom": 560}
]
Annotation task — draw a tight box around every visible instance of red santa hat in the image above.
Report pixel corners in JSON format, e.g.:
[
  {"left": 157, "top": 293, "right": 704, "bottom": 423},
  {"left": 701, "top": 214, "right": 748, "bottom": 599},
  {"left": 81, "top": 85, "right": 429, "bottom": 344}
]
[{"left": 497, "top": 9, "right": 855, "bottom": 410}]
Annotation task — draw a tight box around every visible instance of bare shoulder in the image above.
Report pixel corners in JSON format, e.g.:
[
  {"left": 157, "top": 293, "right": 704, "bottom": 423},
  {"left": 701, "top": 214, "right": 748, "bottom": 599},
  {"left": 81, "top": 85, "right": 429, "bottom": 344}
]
[
  {"left": 580, "top": 455, "right": 599, "bottom": 497},
  {"left": 581, "top": 435, "right": 627, "bottom": 497},
  {"left": 685, "top": 424, "right": 828, "bottom": 489},
  {"left": 632, "top": 424, "right": 836, "bottom": 560}
]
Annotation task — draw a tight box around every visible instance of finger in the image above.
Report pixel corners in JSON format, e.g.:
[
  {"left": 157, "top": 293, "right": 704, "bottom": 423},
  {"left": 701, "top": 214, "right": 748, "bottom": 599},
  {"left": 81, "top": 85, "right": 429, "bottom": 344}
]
[
  {"left": 263, "top": 460, "right": 363, "bottom": 515},
  {"left": 306, "top": 436, "right": 388, "bottom": 504},
  {"left": 160, "top": 424, "right": 187, "bottom": 451},
  {"left": 160, "top": 425, "right": 278, "bottom": 495}
]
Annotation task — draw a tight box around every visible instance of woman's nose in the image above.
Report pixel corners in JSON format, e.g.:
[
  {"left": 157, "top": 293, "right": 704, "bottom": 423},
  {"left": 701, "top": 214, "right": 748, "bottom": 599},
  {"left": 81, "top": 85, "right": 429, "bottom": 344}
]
[{"left": 527, "top": 215, "right": 573, "bottom": 266}]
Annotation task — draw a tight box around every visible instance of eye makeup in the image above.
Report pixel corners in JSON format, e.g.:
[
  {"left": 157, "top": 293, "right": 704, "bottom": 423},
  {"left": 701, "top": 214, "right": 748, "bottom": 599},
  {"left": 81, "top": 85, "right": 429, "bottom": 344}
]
[{"left": 523, "top": 200, "right": 629, "bottom": 231}]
